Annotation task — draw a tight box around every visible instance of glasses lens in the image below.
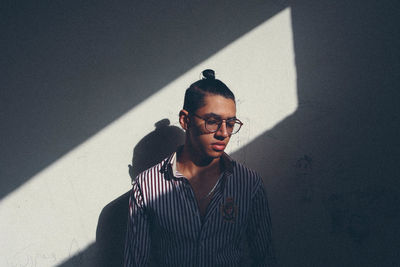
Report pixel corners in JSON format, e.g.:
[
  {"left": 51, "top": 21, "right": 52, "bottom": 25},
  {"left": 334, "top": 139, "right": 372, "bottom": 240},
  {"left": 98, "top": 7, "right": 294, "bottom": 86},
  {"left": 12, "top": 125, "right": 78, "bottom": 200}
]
[
  {"left": 205, "top": 119, "right": 241, "bottom": 134},
  {"left": 205, "top": 118, "right": 220, "bottom": 132},
  {"left": 229, "top": 120, "right": 241, "bottom": 134},
  {"left": 226, "top": 120, "right": 237, "bottom": 134}
]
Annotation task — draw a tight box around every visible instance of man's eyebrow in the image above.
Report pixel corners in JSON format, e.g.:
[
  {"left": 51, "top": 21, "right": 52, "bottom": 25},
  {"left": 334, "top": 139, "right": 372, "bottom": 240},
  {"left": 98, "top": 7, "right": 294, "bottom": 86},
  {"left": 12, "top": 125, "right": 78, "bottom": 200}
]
[{"left": 203, "top": 113, "right": 237, "bottom": 120}]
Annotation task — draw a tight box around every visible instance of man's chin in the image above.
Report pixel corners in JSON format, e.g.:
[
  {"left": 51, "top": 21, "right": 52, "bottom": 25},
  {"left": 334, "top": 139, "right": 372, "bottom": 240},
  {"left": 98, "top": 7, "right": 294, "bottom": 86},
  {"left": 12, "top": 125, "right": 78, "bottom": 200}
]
[
  {"left": 208, "top": 149, "right": 225, "bottom": 158},
  {"left": 195, "top": 146, "right": 226, "bottom": 161}
]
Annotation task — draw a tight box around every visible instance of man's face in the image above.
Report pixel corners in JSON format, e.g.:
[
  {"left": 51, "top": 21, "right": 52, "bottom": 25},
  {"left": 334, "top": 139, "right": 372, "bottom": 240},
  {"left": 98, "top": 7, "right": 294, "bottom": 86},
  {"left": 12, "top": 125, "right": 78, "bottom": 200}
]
[{"left": 186, "top": 94, "right": 236, "bottom": 159}]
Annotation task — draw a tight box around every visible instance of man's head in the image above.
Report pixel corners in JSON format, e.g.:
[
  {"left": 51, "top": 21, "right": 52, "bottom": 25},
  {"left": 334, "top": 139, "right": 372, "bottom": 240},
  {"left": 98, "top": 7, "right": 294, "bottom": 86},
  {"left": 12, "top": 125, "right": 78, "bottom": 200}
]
[
  {"left": 179, "top": 69, "right": 242, "bottom": 160},
  {"left": 182, "top": 69, "right": 235, "bottom": 113}
]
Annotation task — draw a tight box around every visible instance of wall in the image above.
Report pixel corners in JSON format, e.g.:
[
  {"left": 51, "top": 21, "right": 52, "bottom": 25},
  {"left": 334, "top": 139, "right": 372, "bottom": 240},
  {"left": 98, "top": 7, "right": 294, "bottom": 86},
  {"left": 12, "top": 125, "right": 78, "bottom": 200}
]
[{"left": 1, "top": 0, "right": 399, "bottom": 266}]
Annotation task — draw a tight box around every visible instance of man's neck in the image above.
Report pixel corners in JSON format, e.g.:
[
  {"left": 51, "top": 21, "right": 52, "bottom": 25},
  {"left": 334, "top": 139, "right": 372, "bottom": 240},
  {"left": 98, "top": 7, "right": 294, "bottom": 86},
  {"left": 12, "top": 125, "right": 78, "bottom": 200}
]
[{"left": 176, "top": 145, "right": 221, "bottom": 180}]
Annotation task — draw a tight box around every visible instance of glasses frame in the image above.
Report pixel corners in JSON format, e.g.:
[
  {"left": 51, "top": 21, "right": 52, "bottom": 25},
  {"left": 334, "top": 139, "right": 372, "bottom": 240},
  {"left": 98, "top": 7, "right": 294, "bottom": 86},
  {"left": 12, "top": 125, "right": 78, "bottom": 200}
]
[{"left": 191, "top": 113, "right": 243, "bottom": 135}]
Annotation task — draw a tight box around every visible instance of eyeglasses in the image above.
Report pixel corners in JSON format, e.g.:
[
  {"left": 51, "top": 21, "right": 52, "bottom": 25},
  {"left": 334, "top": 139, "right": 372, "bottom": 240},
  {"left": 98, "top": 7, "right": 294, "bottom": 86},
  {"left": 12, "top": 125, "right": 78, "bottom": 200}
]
[{"left": 192, "top": 113, "right": 243, "bottom": 135}]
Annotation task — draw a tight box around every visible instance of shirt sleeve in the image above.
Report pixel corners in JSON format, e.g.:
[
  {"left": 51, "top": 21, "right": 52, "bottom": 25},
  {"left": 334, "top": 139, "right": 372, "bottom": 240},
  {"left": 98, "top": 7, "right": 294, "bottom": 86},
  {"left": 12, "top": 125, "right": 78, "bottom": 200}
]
[
  {"left": 124, "top": 180, "right": 151, "bottom": 267},
  {"left": 246, "top": 179, "right": 276, "bottom": 267}
]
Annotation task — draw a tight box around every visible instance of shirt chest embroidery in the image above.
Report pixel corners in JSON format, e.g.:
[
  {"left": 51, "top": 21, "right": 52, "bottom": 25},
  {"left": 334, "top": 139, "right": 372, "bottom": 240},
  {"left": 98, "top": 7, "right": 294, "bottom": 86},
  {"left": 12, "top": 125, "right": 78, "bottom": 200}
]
[{"left": 220, "top": 197, "right": 238, "bottom": 222}]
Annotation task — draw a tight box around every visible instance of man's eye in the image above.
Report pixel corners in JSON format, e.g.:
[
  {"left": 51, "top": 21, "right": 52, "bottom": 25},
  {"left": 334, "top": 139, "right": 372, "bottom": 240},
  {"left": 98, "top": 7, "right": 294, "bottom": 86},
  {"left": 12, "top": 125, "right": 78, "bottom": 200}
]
[
  {"left": 226, "top": 121, "right": 236, "bottom": 128},
  {"left": 207, "top": 120, "right": 219, "bottom": 125}
]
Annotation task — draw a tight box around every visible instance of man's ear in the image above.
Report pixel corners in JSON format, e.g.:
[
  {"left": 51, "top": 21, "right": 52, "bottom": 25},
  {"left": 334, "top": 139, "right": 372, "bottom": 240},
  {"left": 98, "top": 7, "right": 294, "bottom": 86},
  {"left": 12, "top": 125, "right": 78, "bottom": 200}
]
[{"left": 179, "top": 109, "right": 190, "bottom": 130}]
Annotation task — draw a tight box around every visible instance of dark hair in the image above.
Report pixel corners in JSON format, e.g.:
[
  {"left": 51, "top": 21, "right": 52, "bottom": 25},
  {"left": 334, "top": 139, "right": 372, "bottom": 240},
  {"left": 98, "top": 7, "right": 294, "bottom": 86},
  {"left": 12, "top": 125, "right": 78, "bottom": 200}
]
[{"left": 183, "top": 69, "right": 235, "bottom": 113}]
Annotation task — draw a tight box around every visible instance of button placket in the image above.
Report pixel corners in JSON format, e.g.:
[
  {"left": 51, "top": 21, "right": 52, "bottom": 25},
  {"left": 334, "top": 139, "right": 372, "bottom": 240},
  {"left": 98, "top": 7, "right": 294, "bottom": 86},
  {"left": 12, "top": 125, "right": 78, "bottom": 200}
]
[{"left": 183, "top": 179, "right": 202, "bottom": 226}]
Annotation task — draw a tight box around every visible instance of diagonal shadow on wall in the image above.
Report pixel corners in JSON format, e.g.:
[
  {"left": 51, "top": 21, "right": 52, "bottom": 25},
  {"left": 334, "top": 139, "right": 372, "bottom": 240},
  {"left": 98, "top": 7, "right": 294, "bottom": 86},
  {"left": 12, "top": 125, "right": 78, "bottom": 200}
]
[
  {"left": 0, "top": 0, "right": 285, "bottom": 199},
  {"left": 231, "top": 1, "right": 400, "bottom": 266},
  {"left": 4, "top": 0, "right": 400, "bottom": 266},
  {"left": 59, "top": 1, "right": 400, "bottom": 266}
]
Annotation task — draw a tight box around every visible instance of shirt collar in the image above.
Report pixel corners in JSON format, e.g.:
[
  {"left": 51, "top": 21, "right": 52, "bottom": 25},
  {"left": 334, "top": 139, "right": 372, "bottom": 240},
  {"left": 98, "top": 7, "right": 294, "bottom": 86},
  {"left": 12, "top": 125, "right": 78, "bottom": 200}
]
[
  {"left": 160, "top": 146, "right": 234, "bottom": 179},
  {"left": 170, "top": 151, "right": 185, "bottom": 178}
]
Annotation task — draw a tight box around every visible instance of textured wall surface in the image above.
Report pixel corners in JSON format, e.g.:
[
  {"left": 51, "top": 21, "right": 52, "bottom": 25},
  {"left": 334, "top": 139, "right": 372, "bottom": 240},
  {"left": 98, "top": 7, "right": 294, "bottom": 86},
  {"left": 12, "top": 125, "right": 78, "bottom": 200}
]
[{"left": 1, "top": 1, "right": 399, "bottom": 266}]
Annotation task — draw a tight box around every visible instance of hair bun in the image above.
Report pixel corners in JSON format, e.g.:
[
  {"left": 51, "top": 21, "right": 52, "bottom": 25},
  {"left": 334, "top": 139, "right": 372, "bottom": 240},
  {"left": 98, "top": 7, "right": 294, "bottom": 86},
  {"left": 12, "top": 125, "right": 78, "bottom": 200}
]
[{"left": 202, "top": 69, "right": 215, "bottom": 80}]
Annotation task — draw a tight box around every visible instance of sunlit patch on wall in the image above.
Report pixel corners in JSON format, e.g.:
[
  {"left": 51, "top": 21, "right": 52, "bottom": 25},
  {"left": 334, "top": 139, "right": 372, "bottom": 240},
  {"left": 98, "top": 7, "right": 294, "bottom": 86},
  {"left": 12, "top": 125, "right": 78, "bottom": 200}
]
[{"left": 0, "top": 7, "right": 296, "bottom": 266}]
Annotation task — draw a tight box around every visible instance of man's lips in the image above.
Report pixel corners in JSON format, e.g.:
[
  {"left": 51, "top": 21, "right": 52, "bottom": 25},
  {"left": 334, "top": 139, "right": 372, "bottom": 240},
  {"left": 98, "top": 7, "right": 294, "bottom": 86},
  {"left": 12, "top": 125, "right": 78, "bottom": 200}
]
[{"left": 211, "top": 142, "right": 226, "bottom": 151}]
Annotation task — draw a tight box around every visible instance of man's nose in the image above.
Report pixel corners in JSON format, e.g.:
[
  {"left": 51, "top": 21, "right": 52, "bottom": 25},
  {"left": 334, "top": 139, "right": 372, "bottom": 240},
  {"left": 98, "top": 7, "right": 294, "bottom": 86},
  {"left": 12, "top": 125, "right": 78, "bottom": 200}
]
[{"left": 215, "top": 121, "right": 229, "bottom": 138}]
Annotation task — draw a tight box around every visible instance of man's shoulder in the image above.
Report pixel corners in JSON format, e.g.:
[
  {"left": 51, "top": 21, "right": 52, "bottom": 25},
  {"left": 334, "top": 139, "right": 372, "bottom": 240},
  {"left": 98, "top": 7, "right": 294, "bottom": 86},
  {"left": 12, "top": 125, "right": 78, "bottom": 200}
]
[
  {"left": 225, "top": 159, "right": 266, "bottom": 199},
  {"left": 133, "top": 156, "right": 170, "bottom": 184},
  {"left": 229, "top": 159, "right": 263, "bottom": 186}
]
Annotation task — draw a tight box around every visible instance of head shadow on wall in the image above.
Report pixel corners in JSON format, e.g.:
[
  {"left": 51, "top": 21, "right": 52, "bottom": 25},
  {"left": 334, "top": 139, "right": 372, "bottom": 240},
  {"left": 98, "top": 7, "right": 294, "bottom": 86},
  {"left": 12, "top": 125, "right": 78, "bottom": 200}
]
[
  {"left": 59, "top": 119, "right": 184, "bottom": 267},
  {"left": 97, "top": 119, "right": 185, "bottom": 267}
]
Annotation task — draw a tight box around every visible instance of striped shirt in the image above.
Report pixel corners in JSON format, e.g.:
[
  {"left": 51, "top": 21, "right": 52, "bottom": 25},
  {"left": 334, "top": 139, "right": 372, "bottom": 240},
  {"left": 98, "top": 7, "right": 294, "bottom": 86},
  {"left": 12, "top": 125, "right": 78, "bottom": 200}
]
[{"left": 124, "top": 151, "right": 275, "bottom": 267}]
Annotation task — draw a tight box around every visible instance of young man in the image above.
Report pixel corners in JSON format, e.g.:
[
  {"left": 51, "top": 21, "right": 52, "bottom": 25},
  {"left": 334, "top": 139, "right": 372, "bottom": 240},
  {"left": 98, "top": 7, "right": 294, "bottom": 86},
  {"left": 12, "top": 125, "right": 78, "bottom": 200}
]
[{"left": 124, "top": 70, "right": 275, "bottom": 266}]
